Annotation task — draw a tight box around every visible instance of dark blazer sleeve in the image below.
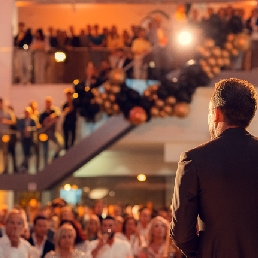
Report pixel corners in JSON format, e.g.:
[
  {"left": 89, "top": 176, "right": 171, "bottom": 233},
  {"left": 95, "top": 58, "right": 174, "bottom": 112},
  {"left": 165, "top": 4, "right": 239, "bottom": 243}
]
[
  {"left": 171, "top": 151, "right": 199, "bottom": 258},
  {"left": 42, "top": 240, "right": 55, "bottom": 258}
]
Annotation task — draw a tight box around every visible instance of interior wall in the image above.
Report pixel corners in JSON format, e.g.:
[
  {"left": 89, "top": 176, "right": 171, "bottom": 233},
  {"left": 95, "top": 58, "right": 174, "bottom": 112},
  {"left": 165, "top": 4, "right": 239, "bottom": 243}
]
[
  {"left": 18, "top": 3, "right": 177, "bottom": 33},
  {"left": 17, "top": 1, "right": 257, "bottom": 34}
]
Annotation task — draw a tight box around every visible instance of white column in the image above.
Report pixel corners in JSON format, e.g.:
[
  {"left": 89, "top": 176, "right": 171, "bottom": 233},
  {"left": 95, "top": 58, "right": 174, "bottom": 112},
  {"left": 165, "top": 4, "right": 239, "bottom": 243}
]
[
  {"left": 0, "top": 1, "right": 15, "bottom": 210},
  {"left": 0, "top": 0, "right": 14, "bottom": 101}
]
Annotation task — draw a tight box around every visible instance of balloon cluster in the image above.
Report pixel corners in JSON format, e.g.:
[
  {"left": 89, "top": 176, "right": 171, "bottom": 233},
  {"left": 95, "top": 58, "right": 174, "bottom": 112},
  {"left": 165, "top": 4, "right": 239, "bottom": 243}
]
[
  {"left": 92, "top": 83, "right": 120, "bottom": 116},
  {"left": 72, "top": 16, "right": 251, "bottom": 126},
  {"left": 73, "top": 80, "right": 100, "bottom": 122}
]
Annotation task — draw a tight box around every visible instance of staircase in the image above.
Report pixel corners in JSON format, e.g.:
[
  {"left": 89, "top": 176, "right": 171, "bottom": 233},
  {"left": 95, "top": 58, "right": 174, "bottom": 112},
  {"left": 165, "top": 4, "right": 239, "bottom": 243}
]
[{"left": 0, "top": 115, "right": 135, "bottom": 191}]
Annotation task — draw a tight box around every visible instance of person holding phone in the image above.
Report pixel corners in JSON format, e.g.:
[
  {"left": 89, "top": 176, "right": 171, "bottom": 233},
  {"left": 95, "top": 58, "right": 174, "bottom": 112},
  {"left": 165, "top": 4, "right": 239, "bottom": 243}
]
[{"left": 88, "top": 215, "right": 133, "bottom": 258}]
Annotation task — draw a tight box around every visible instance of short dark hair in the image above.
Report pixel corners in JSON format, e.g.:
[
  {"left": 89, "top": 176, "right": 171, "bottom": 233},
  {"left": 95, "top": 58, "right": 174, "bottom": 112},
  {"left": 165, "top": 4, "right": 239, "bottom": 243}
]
[
  {"left": 122, "top": 216, "right": 137, "bottom": 234},
  {"left": 211, "top": 78, "right": 257, "bottom": 128},
  {"left": 33, "top": 215, "right": 47, "bottom": 226},
  {"left": 103, "top": 215, "right": 115, "bottom": 221}
]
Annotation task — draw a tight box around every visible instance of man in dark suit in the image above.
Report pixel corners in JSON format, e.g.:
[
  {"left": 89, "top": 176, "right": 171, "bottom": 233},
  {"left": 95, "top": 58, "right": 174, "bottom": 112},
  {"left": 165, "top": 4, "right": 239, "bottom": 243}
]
[
  {"left": 28, "top": 215, "right": 55, "bottom": 258},
  {"left": 171, "top": 78, "right": 258, "bottom": 258},
  {"left": 115, "top": 48, "right": 133, "bottom": 78}
]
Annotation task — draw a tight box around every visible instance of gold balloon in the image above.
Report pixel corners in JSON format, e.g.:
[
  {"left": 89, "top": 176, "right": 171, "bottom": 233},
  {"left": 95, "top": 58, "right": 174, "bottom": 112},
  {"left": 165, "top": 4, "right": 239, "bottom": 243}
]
[
  {"left": 155, "top": 99, "right": 165, "bottom": 108},
  {"left": 111, "top": 85, "right": 120, "bottom": 94},
  {"left": 159, "top": 110, "right": 167, "bottom": 117},
  {"left": 227, "top": 34, "right": 235, "bottom": 42},
  {"left": 231, "top": 48, "right": 239, "bottom": 56},
  {"left": 212, "top": 46, "right": 221, "bottom": 57},
  {"left": 198, "top": 46, "right": 206, "bottom": 55},
  {"left": 103, "top": 100, "right": 112, "bottom": 109},
  {"left": 164, "top": 105, "right": 173, "bottom": 115},
  {"left": 225, "top": 42, "right": 233, "bottom": 51},
  {"left": 95, "top": 97, "right": 103, "bottom": 105},
  {"left": 144, "top": 90, "right": 151, "bottom": 97},
  {"left": 166, "top": 96, "right": 176, "bottom": 105},
  {"left": 223, "top": 58, "right": 231, "bottom": 67},
  {"left": 150, "top": 85, "right": 158, "bottom": 92},
  {"left": 204, "top": 38, "right": 215, "bottom": 48},
  {"left": 151, "top": 107, "right": 159, "bottom": 117},
  {"left": 221, "top": 50, "right": 230, "bottom": 58},
  {"left": 216, "top": 58, "right": 224, "bottom": 67},
  {"left": 199, "top": 59, "right": 207, "bottom": 67},
  {"left": 104, "top": 83, "right": 112, "bottom": 92},
  {"left": 202, "top": 65, "right": 211, "bottom": 74},
  {"left": 211, "top": 66, "right": 221, "bottom": 75},
  {"left": 91, "top": 88, "right": 100, "bottom": 97},
  {"left": 112, "top": 103, "right": 120, "bottom": 112},
  {"left": 109, "top": 94, "right": 116, "bottom": 102},
  {"left": 101, "top": 92, "right": 107, "bottom": 100},
  {"left": 174, "top": 103, "right": 190, "bottom": 118},
  {"left": 151, "top": 94, "right": 158, "bottom": 101},
  {"left": 207, "top": 57, "right": 216, "bottom": 66}
]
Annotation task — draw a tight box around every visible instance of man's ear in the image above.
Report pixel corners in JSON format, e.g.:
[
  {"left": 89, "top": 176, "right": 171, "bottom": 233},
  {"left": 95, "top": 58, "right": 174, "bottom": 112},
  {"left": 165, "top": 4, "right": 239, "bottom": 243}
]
[{"left": 214, "top": 107, "right": 224, "bottom": 123}]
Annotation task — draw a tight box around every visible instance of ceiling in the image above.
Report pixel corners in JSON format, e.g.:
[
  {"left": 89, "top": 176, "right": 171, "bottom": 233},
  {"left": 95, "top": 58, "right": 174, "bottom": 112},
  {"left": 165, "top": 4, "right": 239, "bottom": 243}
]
[{"left": 16, "top": 0, "right": 252, "bottom": 3}]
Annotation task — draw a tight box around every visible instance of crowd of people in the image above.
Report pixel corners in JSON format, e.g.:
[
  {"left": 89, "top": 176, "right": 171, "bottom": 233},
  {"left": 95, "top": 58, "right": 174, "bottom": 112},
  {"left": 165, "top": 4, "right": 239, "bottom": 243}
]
[
  {"left": 14, "top": 5, "right": 258, "bottom": 85},
  {"left": 0, "top": 87, "right": 84, "bottom": 173},
  {"left": 14, "top": 22, "right": 156, "bottom": 84},
  {"left": 0, "top": 198, "right": 181, "bottom": 258}
]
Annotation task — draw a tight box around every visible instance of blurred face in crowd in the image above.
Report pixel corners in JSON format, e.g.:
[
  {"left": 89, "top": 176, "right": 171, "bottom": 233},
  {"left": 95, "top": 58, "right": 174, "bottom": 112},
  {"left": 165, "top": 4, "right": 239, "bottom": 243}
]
[
  {"left": 59, "top": 228, "right": 75, "bottom": 249},
  {"left": 45, "top": 99, "right": 52, "bottom": 110},
  {"left": 114, "top": 217, "right": 123, "bottom": 233},
  {"left": 6, "top": 212, "right": 24, "bottom": 240},
  {"left": 139, "top": 208, "right": 151, "bottom": 226},
  {"left": 34, "top": 218, "right": 48, "bottom": 239},
  {"left": 29, "top": 101, "right": 38, "bottom": 112},
  {"left": 60, "top": 209, "right": 74, "bottom": 221},
  {"left": 125, "top": 218, "right": 136, "bottom": 235},
  {"left": 85, "top": 62, "right": 95, "bottom": 78},
  {"left": 88, "top": 218, "right": 99, "bottom": 234},
  {"left": 102, "top": 219, "right": 115, "bottom": 239},
  {"left": 151, "top": 219, "right": 167, "bottom": 240},
  {"left": 24, "top": 107, "right": 31, "bottom": 119},
  {"left": 93, "top": 200, "right": 103, "bottom": 216}
]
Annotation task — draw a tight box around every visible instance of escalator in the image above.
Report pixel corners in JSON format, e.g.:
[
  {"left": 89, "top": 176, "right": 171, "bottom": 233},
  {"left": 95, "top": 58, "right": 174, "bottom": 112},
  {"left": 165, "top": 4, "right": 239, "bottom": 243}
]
[{"left": 0, "top": 115, "right": 135, "bottom": 191}]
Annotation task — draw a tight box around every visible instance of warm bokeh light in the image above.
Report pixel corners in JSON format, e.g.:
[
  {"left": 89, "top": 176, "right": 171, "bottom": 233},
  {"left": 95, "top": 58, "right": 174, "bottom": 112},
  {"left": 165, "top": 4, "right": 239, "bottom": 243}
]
[
  {"left": 73, "top": 93, "right": 78, "bottom": 99},
  {"left": 54, "top": 52, "right": 66, "bottom": 62},
  {"left": 64, "top": 184, "right": 71, "bottom": 191},
  {"left": 89, "top": 188, "right": 109, "bottom": 199},
  {"left": 2, "top": 135, "right": 10, "bottom": 143},
  {"left": 73, "top": 79, "right": 79, "bottom": 85},
  {"left": 178, "top": 31, "right": 192, "bottom": 46},
  {"left": 137, "top": 174, "right": 147, "bottom": 182},
  {"left": 39, "top": 133, "right": 48, "bottom": 142}
]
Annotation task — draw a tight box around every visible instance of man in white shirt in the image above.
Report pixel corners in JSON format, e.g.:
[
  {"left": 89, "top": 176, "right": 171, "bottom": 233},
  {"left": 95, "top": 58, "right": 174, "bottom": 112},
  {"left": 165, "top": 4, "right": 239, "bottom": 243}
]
[
  {"left": 0, "top": 209, "right": 40, "bottom": 258},
  {"left": 137, "top": 207, "right": 151, "bottom": 241},
  {"left": 88, "top": 215, "right": 133, "bottom": 258}
]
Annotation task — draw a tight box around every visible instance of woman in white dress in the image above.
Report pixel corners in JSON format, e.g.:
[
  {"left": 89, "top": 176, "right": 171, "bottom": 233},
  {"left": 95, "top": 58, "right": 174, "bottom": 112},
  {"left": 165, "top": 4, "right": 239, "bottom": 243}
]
[{"left": 45, "top": 224, "right": 88, "bottom": 258}]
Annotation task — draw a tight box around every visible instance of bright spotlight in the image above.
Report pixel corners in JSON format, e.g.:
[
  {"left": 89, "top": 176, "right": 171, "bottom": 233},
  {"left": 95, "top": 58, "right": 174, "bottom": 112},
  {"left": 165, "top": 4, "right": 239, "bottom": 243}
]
[
  {"left": 178, "top": 31, "right": 192, "bottom": 46},
  {"left": 137, "top": 174, "right": 146, "bottom": 182},
  {"left": 55, "top": 52, "right": 66, "bottom": 62}
]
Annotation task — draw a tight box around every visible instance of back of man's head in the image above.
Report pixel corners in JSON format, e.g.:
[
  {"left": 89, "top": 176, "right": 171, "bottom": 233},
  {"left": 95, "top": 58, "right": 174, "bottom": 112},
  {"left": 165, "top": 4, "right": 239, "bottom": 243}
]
[{"left": 212, "top": 78, "right": 257, "bottom": 128}]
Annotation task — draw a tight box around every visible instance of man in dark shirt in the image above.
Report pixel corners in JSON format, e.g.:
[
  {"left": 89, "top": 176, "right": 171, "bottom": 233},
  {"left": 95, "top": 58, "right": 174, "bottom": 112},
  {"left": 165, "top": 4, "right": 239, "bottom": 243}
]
[{"left": 39, "top": 96, "right": 62, "bottom": 166}]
